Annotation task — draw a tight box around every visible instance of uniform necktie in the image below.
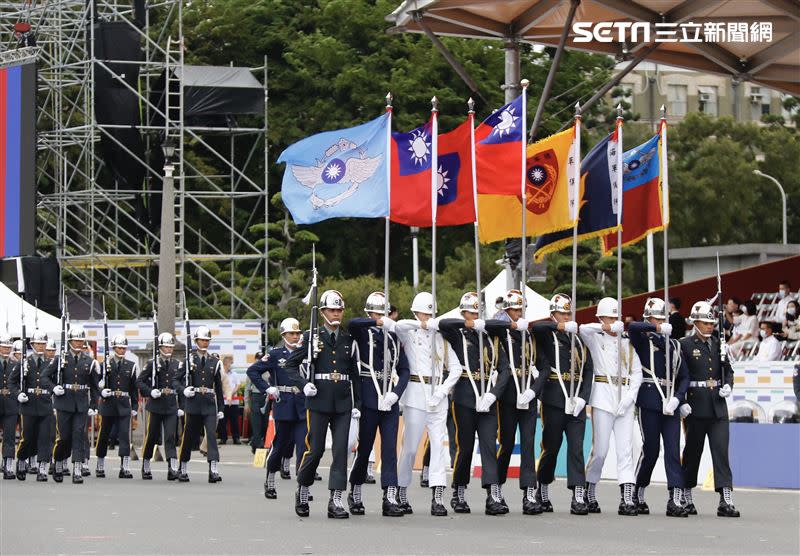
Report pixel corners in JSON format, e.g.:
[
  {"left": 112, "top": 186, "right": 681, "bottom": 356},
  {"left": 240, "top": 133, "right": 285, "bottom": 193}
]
[
  {"left": 331, "top": 332, "right": 336, "bottom": 344},
  {"left": 201, "top": 355, "right": 206, "bottom": 368}
]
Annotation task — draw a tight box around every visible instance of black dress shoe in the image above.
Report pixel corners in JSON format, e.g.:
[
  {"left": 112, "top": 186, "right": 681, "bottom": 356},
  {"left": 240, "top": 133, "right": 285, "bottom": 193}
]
[
  {"left": 717, "top": 502, "right": 740, "bottom": 518},
  {"left": 48, "top": 464, "right": 54, "bottom": 476},
  {"left": 264, "top": 486, "right": 277, "bottom": 499},
  {"left": 3, "top": 469, "right": 15, "bottom": 480},
  {"left": 420, "top": 477, "right": 429, "bottom": 488},
  {"left": 328, "top": 496, "right": 349, "bottom": 519},
  {"left": 398, "top": 501, "right": 413, "bottom": 514},
  {"left": 119, "top": 469, "right": 133, "bottom": 479},
  {"left": 16, "top": 465, "right": 27, "bottom": 481},
  {"left": 208, "top": 472, "right": 221, "bottom": 483},
  {"left": 570, "top": 499, "right": 588, "bottom": 515},
  {"left": 365, "top": 474, "right": 376, "bottom": 484},
  {"left": 280, "top": 469, "right": 291, "bottom": 480},
  {"left": 587, "top": 500, "right": 601, "bottom": 514},
  {"left": 250, "top": 445, "right": 256, "bottom": 455},
  {"left": 141, "top": 469, "right": 153, "bottom": 480},
  {"left": 347, "top": 493, "right": 365, "bottom": 515},
  {"left": 485, "top": 495, "right": 506, "bottom": 516},
  {"left": 81, "top": 466, "right": 91, "bottom": 477},
  {"left": 637, "top": 501, "right": 650, "bottom": 515},
  {"left": 27, "top": 464, "right": 37, "bottom": 475},
  {"left": 666, "top": 499, "right": 688, "bottom": 517},
  {"left": 314, "top": 472, "right": 322, "bottom": 481},
  {"left": 295, "top": 489, "right": 310, "bottom": 517},
  {"left": 618, "top": 502, "right": 638, "bottom": 516},
  {"left": 178, "top": 472, "right": 190, "bottom": 483},
  {"left": 535, "top": 491, "right": 553, "bottom": 512},
  {"left": 431, "top": 500, "right": 448, "bottom": 516},
  {"left": 684, "top": 503, "right": 697, "bottom": 515},
  {"left": 382, "top": 497, "right": 405, "bottom": 517},
  {"left": 522, "top": 495, "right": 543, "bottom": 515},
  {"left": 96, "top": 469, "right": 106, "bottom": 478},
  {"left": 72, "top": 474, "right": 83, "bottom": 484},
  {"left": 167, "top": 468, "right": 179, "bottom": 481},
  {"left": 37, "top": 471, "right": 48, "bottom": 482}
]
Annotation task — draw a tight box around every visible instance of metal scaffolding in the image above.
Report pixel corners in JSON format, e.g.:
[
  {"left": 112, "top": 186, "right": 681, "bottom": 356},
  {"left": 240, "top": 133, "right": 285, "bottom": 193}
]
[{"left": 1, "top": 0, "right": 268, "bottom": 321}]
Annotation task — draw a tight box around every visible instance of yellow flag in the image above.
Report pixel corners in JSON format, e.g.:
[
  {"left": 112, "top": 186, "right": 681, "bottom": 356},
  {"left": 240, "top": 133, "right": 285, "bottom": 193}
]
[{"left": 478, "top": 127, "right": 576, "bottom": 244}]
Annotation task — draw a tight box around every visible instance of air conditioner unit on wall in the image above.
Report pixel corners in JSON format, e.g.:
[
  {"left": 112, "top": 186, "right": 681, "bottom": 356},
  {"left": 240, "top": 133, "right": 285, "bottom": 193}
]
[
  {"left": 699, "top": 92, "right": 711, "bottom": 102},
  {"left": 750, "top": 93, "right": 763, "bottom": 104}
]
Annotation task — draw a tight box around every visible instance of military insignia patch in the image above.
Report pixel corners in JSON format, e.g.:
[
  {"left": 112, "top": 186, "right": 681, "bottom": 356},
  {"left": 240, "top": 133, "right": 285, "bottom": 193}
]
[
  {"left": 278, "top": 358, "right": 286, "bottom": 368},
  {"left": 692, "top": 348, "right": 701, "bottom": 359},
  {"left": 525, "top": 149, "right": 558, "bottom": 214}
]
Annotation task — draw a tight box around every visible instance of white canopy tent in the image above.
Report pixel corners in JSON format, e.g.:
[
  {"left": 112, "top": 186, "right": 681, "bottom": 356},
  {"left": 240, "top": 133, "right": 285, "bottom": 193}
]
[
  {"left": 440, "top": 269, "right": 552, "bottom": 320},
  {"left": 0, "top": 281, "right": 61, "bottom": 337}
]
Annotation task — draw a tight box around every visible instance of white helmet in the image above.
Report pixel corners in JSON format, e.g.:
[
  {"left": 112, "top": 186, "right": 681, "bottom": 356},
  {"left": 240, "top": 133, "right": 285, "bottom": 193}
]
[
  {"left": 550, "top": 293, "right": 571, "bottom": 314},
  {"left": 31, "top": 330, "right": 48, "bottom": 344},
  {"left": 0, "top": 332, "right": 12, "bottom": 348},
  {"left": 319, "top": 290, "right": 345, "bottom": 310},
  {"left": 45, "top": 338, "right": 57, "bottom": 351},
  {"left": 459, "top": 292, "right": 480, "bottom": 314},
  {"left": 596, "top": 297, "right": 618, "bottom": 318},
  {"left": 68, "top": 325, "right": 86, "bottom": 341},
  {"left": 279, "top": 318, "right": 301, "bottom": 335},
  {"left": 364, "top": 291, "right": 387, "bottom": 315},
  {"left": 689, "top": 301, "right": 716, "bottom": 323},
  {"left": 643, "top": 298, "right": 667, "bottom": 319},
  {"left": 12, "top": 340, "right": 23, "bottom": 353},
  {"left": 158, "top": 332, "right": 176, "bottom": 347},
  {"left": 194, "top": 325, "right": 212, "bottom": 341},
  {"left": 111, "top": 335, "right": 128, "bottom": 348},
  {"left": 410, "top": 292, "right": 435, "bottom": 315},
  {"left": 503, "top": 289, "right": 525, "bottom": 310}
]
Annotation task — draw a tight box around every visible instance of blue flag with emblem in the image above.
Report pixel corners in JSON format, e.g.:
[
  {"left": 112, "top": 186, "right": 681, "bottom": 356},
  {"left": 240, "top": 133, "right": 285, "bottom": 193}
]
[{"left": 277, "top": 113, "right": 390, "bottom": 224}]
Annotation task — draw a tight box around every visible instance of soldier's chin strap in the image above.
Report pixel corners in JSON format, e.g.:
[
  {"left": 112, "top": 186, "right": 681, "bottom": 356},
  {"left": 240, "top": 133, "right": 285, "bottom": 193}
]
[
  {"left": 693, "top": 325, "right": 712, "bottom": 339},
  {"left": 321, "top": 313, "right": 341, "bottom": 327}
]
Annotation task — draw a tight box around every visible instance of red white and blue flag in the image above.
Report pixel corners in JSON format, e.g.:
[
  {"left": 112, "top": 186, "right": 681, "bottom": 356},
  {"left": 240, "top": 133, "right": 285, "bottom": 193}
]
[{"left": 475, "top": 95, "right": 525, "bottom": 196}]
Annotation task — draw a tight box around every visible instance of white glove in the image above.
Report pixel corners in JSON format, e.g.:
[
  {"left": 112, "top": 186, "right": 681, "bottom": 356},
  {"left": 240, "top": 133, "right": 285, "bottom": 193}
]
[
  {"left": 519, "top": 388, "right": 536, "bottom": 405},
  {"left": 382, "top": 391, "right": 399, "bottom": 409},
  {"left": 150, "top": 388, "right": 161, "bottom": 399},
  {"left": 131, "top": 410, "right": 138, "bottom": 417},
  {"left": 98, "top": 379, "right": 105, "bottom": 389},
  {"left": 616, "top": 396, "right": 635, "bottom": 416},
  {"left": 428, "top": 385, "right": 448, "bottom": 407},
  {"left": 514, "top": 318, "right": 529, "bottom": 331},
  {"left": 260, "top": 353, "right": 270, "bottom": 362},
  {"left": 351, "top": 408, "right": 361, "bottom": 419},
  {"left": 659, "top": 323, "right": 673, "bottom": 336},
  {"left": 217, "top": 411, "right": 224, "bottom": 420},
  {"left": 266, "top": 386, "right": 280, "bottom": 400},
  {"left": 530, "top": 366, "right": 540, "bottom": 380},
  {"left": 87, "top": 409, "right": 97, "bottom": 417},
  {"left": 477, "top": 392, "right": 496, "bottom": 413},
  {"left": 101, "top": 388, "right": 112, "bottom": 398},
  {"left": 718, "top": 384, "right": 732, "bottom": 398},
  {"left": 380, "top": 316, "right": 396, "bottom": 333},
  {"left": 177, "top": 409, "right": 185, "bottom": 417},
  {"left": 17, "top": 392, "right": 28, "bottom": 403},
  {"left": 425, "top": 317, "right": 440, "bottom": 332},
  {"left": 303, "top": 383, "right": 317, "bottom": 397},
  {"left": 564, "top": 321, "right": 578, "bottom": 335},
  {"left": 472, "top": 319, "right": 486, "bottom": 333},
  {"left": 610, "top": 321, "right": 625, "bottom": 335},
  {"left": 679, "top": 403, "right": 692, "bottom": 418},
  {"left": 664, "top": 397, "right": 680, "bottom": 414},
  {"left": 53, "top": 385, "right": 65, "bottom": 396},
  {"left": 183, "top": 386, "right": 196, "bottom": 398},
  {"left": 572, "top": 396, "right": 586, "bottom": 417}
]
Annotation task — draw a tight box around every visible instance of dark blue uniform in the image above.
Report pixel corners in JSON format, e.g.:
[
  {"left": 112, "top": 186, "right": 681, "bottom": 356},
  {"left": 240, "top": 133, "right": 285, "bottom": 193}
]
[
  {"left": 247, "top": 346, "right": 307, "bottom": 474},
  {"left": 1, "top": 355, "right": 19, "bottom": 461},
  {"left": 628, "top": 322, "right": 689, "bottom": 490},
  {"left": 347, "top": 318, "right": 410, "bottom": 489}
]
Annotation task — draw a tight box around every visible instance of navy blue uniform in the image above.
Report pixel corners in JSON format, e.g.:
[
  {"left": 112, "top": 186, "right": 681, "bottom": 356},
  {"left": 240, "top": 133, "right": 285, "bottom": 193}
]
[
  {"left": 247, "top": 346, "right": 307, "bottom": 473},
  {"left": 347, "top": 318, "right": 410, "bottom": 489},
  {"left": 96, "top": 356, "right": 139, "bottom": 459},
  {"left": 0, "top": 356, "right": 19, "bottom": 459},
  {"left": 628, "top": 322, "right": 689, "bottom": 489},
  {"left": 11, "top": 355, "right": 54, "bottom": 462}
]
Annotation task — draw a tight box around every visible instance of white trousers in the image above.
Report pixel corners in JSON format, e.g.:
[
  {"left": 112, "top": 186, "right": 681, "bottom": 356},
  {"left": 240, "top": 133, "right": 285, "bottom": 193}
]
[
  {"left": 586, "top": 407, "right": 636, "bottom": 484},
  {"left": 397, "top": 406, "right": 448, "bottom": 488}
]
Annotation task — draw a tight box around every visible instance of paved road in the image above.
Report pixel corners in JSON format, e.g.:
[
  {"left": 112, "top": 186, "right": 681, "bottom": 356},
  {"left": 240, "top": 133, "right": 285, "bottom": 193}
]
[{"left": 1, "top": 445, "right": 798, "bottom": 555}]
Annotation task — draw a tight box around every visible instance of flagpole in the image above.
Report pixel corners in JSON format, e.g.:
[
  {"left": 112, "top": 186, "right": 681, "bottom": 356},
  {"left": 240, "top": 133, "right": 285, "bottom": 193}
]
[
  {"left": 430, "top": 96, "right": 440, "bottom": 397},
  {"left": 383, "top": 92, "right": 392, "bottom": 396},
  {"left": 468, "top": 97, "right": 485, "bottom": 399},
  {"left": 568, "top": 103, "right": 581, "bottom": 406},
  {"left": 520, "top": 79, "right": 529, "bottom": 305},
  {"left": 660, "top": 105, "right": 674, "bottom": 407},
  {"left": 615, "top": 105, "right": 624, "bottom": 404}
]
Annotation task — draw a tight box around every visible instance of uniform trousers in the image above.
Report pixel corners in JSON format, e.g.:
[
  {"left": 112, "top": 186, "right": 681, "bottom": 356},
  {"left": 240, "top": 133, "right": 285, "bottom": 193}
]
[
  {"left": 142, "top": 412, "right": 177, "bottom": 461},
  {"left": 16, "top": 415, "right": 51, "bottom": 461},
  {"left": 96, "top": 414, "right": 131, "bottom": 458},
  {"left": 497, "top": 400, "right": 538, "bottom": 489},
  {"left": 179, "top": 413, "right": 219, "bottom": 462},
  {"left": 398, "top": 405, "right": 448, "bottom": 488},
  {"left": 350, "top": 406, "right": 399, "bottom": 488},
  {"left": 267, "top": 419, "right": 306, "bottom": 473},
  {"left": 585, "top": 407, "right": 636, "bottom": 484},
  {"left": 451, "top": 402, "right": 499, "bottom": 488},
  {"left": 298, "top": 409, "right": 350, "bottom": 491},
  {"left": 682, "top": 416, "right": 732, "bottom": 492},
  {"left": 636, "top": 408, "right": 683, "bottom": 488},
  {"left": 1, "top": 413, "right": 18, "bottom": 458},
  {"left": 53, "top": 411, "right": 88, "bottom": 462},
  {"left": 537, "top": 403, "right": 586, "bottom": 488},
  {"left": 248, "top": 392, "right": 267, "bottom": 451}
]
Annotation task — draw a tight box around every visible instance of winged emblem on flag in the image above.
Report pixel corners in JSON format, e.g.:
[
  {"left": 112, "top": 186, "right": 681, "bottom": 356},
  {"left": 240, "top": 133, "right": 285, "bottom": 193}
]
[{"left": 289, "top": 137, "right": 383, "bottom": 209}]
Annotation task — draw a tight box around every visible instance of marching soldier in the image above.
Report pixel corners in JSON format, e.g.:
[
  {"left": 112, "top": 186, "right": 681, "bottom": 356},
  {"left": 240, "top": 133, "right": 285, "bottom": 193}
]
[
  {"left": 44, "top": 326, "right": 101, "bottom": 484},
  {"left": 484, "top": 289, "right": 545, "bottom": 515},
  {"left": 579, "top": 298, "right": 643, "bottom": 516},
  {"left": 346, "top": 292, "right": 410, "bottom": 518},
  {"left": 11, "top": 331, "right": 53, "bottom": 481},
  {"left": 11, "top": 340, "right": 23, "bottom": 363},
  {"left": 44, "top": 339, "right": 57, "bottom": 362},
  {"left": 137, "top": 332, "right": 182, "bottom": 481},
  {"left": 178, "top": 326, "right": 225, "bottom": 483},
  {"left": 679, "top": 301, "right": 740, "bottom": 518},
  {"left": 394, "top": 292, "right": 462, "bottom": 516},
  {"left": 283, "top": 290, "right": 361, "bottom": 519},
  {"left": 432, "top": 292, "right": 510, "bottom": 516},
  {"left": 1, "top": 332, "right": 18, "bottom": 479},
  {"left": 246, "top": 317, "right": 306, "bottom": 499},
  {"left": 531, "top": 294, "right": 593, "bottom": 515},
  {"left": 628, "top": 298, "right": 690, "bottom": 517},
  {"left": 95, "top": 335, "right": 139, "bottom": 479}
]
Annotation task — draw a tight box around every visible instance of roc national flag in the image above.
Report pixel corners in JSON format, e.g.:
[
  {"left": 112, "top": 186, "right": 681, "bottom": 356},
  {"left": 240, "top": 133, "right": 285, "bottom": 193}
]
[
  {"left": 475, "top": 95, "right": 525, "bottom": 196},
  {"left": 277, "top": 113, "right": 390, "bottom": 225},
  {"left": 601, "top": 133, "right": 664, "bottom": 254}
]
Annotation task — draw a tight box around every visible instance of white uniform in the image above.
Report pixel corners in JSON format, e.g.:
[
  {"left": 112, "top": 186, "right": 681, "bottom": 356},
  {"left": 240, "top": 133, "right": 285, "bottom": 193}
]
[
  {"left": 393, "top": 319, "right": 461, "bottom": 488},
  {"left": 580, "top": 323, "right": 642, "bottom": 485}
]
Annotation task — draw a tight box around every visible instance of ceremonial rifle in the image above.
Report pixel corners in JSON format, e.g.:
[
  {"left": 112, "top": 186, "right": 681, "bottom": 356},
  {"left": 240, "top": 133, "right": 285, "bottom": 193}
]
[
  {"left": 305, "top": 245, "right": 319, "bottom": 386},
  {"left": 58, "top": 292, "right": 69, "bottom": 385},
  {"left": 151, "top": 297, "right": 158, "bottom": 389},
  {"left": 182, "top": 292, "right": 192, "bottom": 387},
  {"left": 102, "top": 297, "right": 110, "bottom": 386},
  {"left": 716, "top": 253, "right": 727, "bottom": 384},
  {"left": 20, "top": 297, "right": 27, "bottom": 391}
]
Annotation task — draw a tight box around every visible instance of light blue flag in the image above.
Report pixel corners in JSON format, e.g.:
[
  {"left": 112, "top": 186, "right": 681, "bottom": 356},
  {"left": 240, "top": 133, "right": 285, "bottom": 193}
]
[{"left": 277, "top": 113, "right": 390, "bottom": 224}]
